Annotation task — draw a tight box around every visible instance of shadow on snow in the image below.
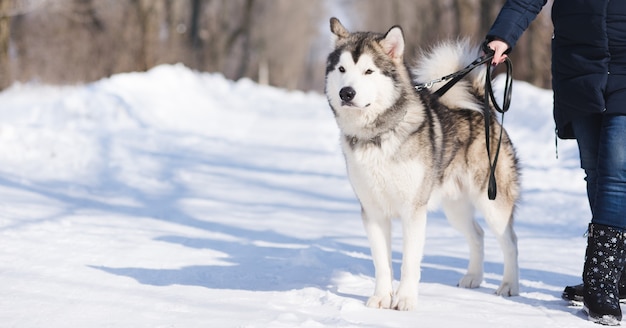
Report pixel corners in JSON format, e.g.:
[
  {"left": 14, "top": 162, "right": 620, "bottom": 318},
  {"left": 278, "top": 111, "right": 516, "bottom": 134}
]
[{"left": 0, "top": 131, "right": 582, "bottom": 314}]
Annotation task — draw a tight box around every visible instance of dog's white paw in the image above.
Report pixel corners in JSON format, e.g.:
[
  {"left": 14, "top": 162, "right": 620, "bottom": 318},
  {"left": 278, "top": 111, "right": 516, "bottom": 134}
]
[
  {"left": 366, "top": 293, "right": 393, "bottom": 309},
  {"left": 392, "top": 285, "right": 418, "bottom": 311},
  {"left": 458, "top": 273, "right": 483, "bottom": 289},
  {"left": 495, "top": 281, "right": 519, "bottom": 297},
  {"left": 392, "top": 295, "right": 417, "bottom": 311}
]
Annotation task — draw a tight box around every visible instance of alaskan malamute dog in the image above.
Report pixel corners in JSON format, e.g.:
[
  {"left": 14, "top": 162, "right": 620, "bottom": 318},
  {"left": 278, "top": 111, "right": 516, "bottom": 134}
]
[{"left": 325, "top": 18, "right": 520, "bottom": 311}]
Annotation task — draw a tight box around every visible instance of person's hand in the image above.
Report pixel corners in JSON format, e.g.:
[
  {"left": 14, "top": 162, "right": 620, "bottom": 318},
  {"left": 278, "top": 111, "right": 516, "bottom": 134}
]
[{"left": 487, "top": 40, "right": 510, "bottom": 66}]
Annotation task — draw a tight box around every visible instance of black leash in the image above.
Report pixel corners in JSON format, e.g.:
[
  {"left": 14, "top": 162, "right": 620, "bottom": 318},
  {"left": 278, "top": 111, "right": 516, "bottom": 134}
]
[{"left": 414, "top": 43, "right": 513, "bottom": 200}]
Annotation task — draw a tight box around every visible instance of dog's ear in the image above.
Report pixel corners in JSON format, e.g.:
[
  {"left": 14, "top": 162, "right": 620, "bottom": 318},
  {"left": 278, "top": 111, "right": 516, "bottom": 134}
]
[
  {"left": 380, "top": 26, "right": 404, "bottom": 61},
  {"left": 330, "top": 17, "right": 350, "bottom": 40}
]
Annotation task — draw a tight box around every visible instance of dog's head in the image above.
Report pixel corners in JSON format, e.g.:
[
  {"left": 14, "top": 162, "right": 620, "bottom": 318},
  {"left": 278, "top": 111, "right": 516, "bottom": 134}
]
[{"left": 325, "top": 18, "right": 407, "bottom": 135}]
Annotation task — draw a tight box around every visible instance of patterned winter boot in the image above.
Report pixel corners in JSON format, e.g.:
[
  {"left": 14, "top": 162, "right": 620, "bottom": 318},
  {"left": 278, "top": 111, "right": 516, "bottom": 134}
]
[
  {"left": 583, "top": 223, "right": 626, "bottom": 326},
  {"left": 562, "top": 272, "right": 626, "bottom": 303}
]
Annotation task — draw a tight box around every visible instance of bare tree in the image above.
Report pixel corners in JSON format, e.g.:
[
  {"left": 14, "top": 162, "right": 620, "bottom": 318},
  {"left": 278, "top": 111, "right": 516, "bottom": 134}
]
[
  {"left": 189, "top": 0, "right": 202, "bottom": 50},
  {"left": 455, "top": 0, "right": 480, "bottom": 37},
  {"left": 195, "top": 0, "right": 256, "bottom": 80},
  {"left": 0, "top": 0, "right": 552, "bottom": 92},
  {"left": 250, "top": 0, "right": 323, "bottom": 89},
  {"left": 202, "top": 1, "right": 249, "bottom": 74},
  {"left": 131, "top": 0, "right": 161, "bottom": 71},
  {"left": 233, "top": 0, "right": 253, "bottom": 80},
  {"left": 0, "top": 0, "right": 11, "bottom": 90}
]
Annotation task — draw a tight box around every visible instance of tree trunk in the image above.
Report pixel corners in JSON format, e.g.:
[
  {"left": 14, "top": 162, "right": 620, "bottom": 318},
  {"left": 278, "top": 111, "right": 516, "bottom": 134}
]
[
  {"left": 233, "top": 0, "right": 254, "bottom": 79},
  {"left": 456, "top": 0, "right": 478, "bottom": 37},
  {"left": 133, "top": 0, "right": 158, "bottom": 71},
  {"left": 190, "top": 0, "right": 202, "bottom": 49},
  {"left": 0, "top": 0, "right": 11, "bottom": 90}
]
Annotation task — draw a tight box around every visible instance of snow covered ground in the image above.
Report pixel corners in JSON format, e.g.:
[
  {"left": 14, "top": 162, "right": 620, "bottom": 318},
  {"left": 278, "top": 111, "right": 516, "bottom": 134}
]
[{"left": 0, "top": 64, "right": 600, "bottom": 327}]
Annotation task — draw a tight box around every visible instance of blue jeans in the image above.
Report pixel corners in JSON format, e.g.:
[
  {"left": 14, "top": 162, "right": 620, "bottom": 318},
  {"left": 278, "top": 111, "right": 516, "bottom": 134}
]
[{"left": 571, "top": 114, "right": 626, "bottom": 229}]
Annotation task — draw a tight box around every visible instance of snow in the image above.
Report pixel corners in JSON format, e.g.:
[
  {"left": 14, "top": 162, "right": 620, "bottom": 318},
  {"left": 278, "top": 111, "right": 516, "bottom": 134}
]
[{"left": 0, "top": 64, "right": 600, "bottom": 327}]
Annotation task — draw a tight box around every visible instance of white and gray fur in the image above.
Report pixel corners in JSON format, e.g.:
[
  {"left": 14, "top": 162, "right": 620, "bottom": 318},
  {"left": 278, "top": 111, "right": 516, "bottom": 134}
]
[{"left": 325, "top": 17, "right": 520, "bottom": 311}]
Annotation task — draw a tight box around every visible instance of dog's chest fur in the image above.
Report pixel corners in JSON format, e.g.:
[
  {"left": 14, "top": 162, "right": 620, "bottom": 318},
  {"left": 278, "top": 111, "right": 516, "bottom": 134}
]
[{"left": 341, "top": 133, "right": 428, "bottom": 216}]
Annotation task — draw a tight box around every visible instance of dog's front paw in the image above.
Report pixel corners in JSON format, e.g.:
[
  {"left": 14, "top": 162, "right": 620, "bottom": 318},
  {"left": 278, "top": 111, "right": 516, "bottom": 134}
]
[
  {"left": 392, "top": 285, "right": 418, "bottom": 311},
  {"left": 366, "top": 293, "right": 393, "bottom": 309},
  {"left": 392, "top": 295, "right": 417, "bottom": 311},
  {"left": 495, "top": 281, "right": 519, "bottom": 297},
  {"left": 458, "top": 273, "right": 483, "bottom": 289}
]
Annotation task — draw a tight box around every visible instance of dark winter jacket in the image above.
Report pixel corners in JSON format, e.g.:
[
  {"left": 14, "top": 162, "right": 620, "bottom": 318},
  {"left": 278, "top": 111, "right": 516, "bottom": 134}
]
[{"left": 488, "top": 0, "right": 626, "bottom": 139}]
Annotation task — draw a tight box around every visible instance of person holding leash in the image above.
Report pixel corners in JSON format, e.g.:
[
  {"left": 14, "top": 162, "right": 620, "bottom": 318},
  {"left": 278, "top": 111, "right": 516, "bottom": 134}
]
[{"left": 487, "top": 0, "right": 626, "bottom": 325}]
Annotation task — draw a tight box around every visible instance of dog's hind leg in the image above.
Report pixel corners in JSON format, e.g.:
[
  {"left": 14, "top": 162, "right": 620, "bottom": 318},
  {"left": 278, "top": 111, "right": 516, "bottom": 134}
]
[
  {"left": 361, "top": 207, "right": 394, "bottom": 309},
  {"left": 442, "top": 197, "right": 485, "bottom": 289},
  {"left": 477, "top": 197, "right": 519, "bottom": 296}
]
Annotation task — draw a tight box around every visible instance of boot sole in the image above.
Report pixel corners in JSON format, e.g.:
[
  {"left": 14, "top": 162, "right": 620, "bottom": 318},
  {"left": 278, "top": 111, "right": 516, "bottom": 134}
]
[
  {"left": 567, "top": 299, "right": 626, "bottom": 307},
  {"left": 583, "top": 304, "right": 622, "bottom": 326}
]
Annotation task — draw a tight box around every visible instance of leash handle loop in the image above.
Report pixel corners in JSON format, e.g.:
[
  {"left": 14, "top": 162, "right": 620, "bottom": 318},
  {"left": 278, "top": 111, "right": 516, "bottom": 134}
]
[{"left": 484, "top": 55, "right": 513, "bottom": 200}]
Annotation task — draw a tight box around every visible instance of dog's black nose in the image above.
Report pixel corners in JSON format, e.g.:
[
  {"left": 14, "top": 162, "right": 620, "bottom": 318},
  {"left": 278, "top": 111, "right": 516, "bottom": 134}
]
[{"left": 339, "top": 87, "right": 356, "bottom": 102}]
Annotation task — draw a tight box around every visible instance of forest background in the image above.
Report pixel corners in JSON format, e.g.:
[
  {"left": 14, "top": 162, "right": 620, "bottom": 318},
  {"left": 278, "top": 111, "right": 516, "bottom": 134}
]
[{"left": 0, "top": 0, "right": 553, "bottom": 92}]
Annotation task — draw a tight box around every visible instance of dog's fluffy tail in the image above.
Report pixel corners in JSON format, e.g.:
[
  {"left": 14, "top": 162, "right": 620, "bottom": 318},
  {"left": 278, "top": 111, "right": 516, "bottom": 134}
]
[{"left": 412, "top": 39, "right": 486, "bottom": 112}]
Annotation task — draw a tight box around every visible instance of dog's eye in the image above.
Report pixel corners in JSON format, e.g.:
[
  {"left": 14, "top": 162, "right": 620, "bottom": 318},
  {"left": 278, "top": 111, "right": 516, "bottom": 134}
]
[
  {"left": 365, "top": 69, "right": 374, "bottom": 75},
  {"left": 338, "top": 66, "right": 345, "bottom": 73}
]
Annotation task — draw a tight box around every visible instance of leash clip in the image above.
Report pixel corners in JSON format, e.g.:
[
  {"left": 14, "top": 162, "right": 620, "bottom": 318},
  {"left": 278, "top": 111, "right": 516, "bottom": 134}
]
[{"left": 415, "top": 78, "right": 443, "bottom": 91}]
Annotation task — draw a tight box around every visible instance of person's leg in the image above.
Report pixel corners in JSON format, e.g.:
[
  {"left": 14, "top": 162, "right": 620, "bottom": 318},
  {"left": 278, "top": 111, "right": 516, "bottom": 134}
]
[
  {"left": 563, "top": 113, "right": 626, "bottom": 308},
  {"left": 591, "top": 114, "right": 626, "bottom": 229},
  {"left": 570, "top": 113, "right": 626, "bottom": 228},
  {"left": 571, "top": 114, "right": 602, "bottom": 214},
  {"left": 571, "top": 114, "right": 626, "bottom": 324},
  {"left": 562, "top": 115, "right": 601, "bottom": 303}
]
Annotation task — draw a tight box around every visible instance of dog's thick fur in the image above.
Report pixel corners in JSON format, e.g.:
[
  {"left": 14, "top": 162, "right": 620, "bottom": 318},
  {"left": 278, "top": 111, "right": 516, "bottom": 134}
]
[{"left": 325, "top": 18, "right": 520, "bottom": 311}]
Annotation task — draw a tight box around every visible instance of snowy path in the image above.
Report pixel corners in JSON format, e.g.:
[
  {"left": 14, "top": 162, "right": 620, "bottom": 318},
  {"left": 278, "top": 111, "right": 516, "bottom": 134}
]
[{"left": 0, "top": 65, "right": 599, "bottom": 327}]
